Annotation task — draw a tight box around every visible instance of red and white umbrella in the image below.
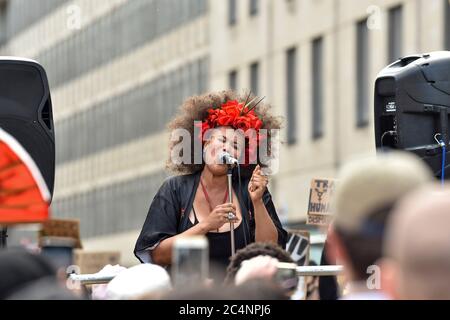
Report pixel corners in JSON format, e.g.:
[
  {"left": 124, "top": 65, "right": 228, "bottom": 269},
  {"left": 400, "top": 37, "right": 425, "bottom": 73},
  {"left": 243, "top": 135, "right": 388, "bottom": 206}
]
[{"left": 0, "top": 127, "right": 50, "bottom": 224}]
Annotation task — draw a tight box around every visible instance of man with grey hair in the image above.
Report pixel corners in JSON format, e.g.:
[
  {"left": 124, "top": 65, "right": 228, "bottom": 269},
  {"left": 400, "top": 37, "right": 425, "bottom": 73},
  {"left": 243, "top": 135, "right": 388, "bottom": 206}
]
[
  {"left": 381, "top": 185, "right": 450, "bottom": 300},
  {"left": 326, "top": 152, "right": 433, "bottom": 300}
]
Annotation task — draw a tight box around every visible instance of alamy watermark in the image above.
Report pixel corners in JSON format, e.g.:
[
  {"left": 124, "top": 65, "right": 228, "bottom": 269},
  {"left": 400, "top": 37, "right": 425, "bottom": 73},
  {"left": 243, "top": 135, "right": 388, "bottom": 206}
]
[
  {"left": 366, "top": 264, "right": 381, "bottom": 290},
  {"left": 66, "top": 5, "right": 82, "bottom": 30},
  {"left": 169, "top": 125, "right": 281, "bottom": 175}
]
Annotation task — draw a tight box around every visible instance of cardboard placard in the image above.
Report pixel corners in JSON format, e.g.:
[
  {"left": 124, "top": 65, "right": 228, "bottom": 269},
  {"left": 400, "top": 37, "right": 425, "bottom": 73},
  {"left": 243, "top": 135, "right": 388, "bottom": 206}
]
[
  {"left": 39, "top": 219, "right": 82, "bottom": 249},
  {"left": 285, "top": 229, "right": 310, "bottom": 267},
  {"left": 285, "top": 229, "right": 310, "bottom": 300},
  {"left": 73, "top": 250, "right": 121, "bottom": 274},
  {"left": 307, "top": 178, "right": 336, "bottom": 226}
]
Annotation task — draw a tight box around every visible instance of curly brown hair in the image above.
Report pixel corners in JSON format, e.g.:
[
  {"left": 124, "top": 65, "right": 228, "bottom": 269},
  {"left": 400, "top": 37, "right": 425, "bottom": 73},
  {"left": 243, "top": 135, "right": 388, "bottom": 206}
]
[
  {"left": 166, "top": 90, "right": 283, "bottom": 176},
  {"left": 223, "top": 242, "right": 295, "bottom": 285}
]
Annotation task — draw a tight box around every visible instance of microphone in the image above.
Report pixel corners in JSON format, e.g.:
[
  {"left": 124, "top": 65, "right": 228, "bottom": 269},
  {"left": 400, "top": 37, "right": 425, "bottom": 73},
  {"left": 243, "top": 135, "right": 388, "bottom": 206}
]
[{"left": 218, "top": 152, "right": 238, "bottom": 166}]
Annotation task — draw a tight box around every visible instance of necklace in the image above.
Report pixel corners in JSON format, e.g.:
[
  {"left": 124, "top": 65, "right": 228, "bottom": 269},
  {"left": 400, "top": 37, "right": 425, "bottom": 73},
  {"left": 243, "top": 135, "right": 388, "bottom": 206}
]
[{"left": 200, "top": 178, "right": 229, "bottom": 232}]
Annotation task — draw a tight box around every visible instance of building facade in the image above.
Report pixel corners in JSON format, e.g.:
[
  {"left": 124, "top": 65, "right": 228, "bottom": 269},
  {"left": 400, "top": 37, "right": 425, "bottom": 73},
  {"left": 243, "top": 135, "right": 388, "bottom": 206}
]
[{"left": 1, "top": 0, "right": 449, "bottom": 265}]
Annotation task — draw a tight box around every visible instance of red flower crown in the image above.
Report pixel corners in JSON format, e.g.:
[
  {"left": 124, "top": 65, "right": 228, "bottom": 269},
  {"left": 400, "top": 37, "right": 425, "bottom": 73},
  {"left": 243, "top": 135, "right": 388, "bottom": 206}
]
[{"left": 196, "top": 99, "right": 266, "bottom": 165}]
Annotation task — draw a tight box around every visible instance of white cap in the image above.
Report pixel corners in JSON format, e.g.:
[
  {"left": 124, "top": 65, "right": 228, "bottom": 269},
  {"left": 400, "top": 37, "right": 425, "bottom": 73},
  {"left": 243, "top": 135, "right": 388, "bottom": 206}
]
[
  {"left": 333, "top": 151, "right": 433, "bottom": 233},
  {"left": 106, "top": 264, "right": 172, "bottom": 300}
]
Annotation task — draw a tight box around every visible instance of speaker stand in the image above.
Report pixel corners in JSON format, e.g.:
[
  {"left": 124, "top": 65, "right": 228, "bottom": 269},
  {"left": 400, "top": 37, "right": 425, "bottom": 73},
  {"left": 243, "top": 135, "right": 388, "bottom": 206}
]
[{"left": 0, "top": 227, "right": 7, "bottom": 249}]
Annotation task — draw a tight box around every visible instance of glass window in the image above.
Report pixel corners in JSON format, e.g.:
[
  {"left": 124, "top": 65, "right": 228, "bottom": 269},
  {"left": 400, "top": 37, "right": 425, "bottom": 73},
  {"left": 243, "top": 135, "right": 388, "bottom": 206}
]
[
  {"left": 250, "top": 0, "right": 259, "bottom": 16},
  {"left": 388, "top": 5, "right": 403, "bottom": 63},
  {"left": 356, "top": 19, "right": 370, "bottom": 127},
  {"left": 312, "top": 37, "right": 324, "bottom": 139},
  {"left": 446, "top": 0, "right": 450, "bottom": 50},
  {"left": 286, "top": 47, "right": 298, "bottom": 145},
  {"left": 229, "top": 70, "right": 238, "bottom": 91},
  {"left": 229, "top": 0, "right": 237, "bottom": 26},
  {"left": 250, "top": 62, "right": 259, "bottom": 96}
]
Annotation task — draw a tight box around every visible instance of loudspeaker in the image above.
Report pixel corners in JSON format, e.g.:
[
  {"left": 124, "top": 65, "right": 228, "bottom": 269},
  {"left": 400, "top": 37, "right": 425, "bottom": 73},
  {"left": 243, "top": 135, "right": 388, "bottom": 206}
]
[
  {"left": 374, "top": 51, "right": 450, "bottom": 178},
  {"left": 0, "top": 57, "right": 55, "bottom": 198}
]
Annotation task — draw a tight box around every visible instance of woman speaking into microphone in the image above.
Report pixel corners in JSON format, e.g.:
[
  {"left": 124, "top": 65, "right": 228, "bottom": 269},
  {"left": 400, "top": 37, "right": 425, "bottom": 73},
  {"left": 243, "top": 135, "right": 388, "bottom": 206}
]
[{"left": 134, "top": 91, "right": 287, "bottom": 280}]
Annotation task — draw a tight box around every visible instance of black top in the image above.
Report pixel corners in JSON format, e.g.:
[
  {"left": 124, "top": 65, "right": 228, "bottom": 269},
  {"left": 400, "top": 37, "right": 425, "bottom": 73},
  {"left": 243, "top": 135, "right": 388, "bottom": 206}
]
[
  {"left": 188, "top": 207, "right": 247, "bottom": 279},
  {"left": 134, "top": 170, "right": 288, "bottom": 272}
]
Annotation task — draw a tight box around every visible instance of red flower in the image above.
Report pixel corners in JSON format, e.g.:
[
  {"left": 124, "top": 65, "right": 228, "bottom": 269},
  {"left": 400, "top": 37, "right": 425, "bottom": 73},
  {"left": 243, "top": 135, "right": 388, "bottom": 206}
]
[
  {"left": 217, "top": 114, "right": 234, "bottom": 126},
  {"left": 233, "top": 116, "right": 252, "bottom": 132},
  {"left": 223, "top": 105, "right": 241, "bottom": 118},
  {"left": 222, "top": 100, "right": 242, "bottom": 110},
  {"left": 207, "top": 109, "right": 219, "bottom": 123},
  {"left": 198, "top": 100, "right": 265, "bottom": 154}
]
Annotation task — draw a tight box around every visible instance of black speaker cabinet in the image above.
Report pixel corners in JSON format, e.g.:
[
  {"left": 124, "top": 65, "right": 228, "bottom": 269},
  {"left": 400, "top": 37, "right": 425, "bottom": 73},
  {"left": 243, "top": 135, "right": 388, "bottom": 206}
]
[
  {"left": 0, "top": 57, "right": 55, "bottom": 198},
  {"left": 374, "top": 51, "right": 450, "bottom": 178}
]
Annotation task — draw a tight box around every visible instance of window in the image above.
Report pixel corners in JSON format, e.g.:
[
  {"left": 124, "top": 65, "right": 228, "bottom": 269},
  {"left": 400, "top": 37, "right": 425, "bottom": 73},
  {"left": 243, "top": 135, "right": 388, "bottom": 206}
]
[
  {"left": 0, "top": 0, "right": 7, "bottom": 47},
  {"left": 388, "top": 5, "right": 403, "bottom": 63},
  {"left": 229, "top": 70, "right": 238, "bottom": 91},
  {"left": 312, "top": 37, "right": 324, "bottom": 139},
  {"left": 55, "top": 58, "right": 209, "bottom": 165},
  {"left": 446, "top": 0, "right": 450, "bottom": 50},
  {"left": 356, "top": 18, "right": 370, "bottom": 127},
  {"left": 250, "top": 62, "right": 259, "bottom": 96},
  {"left": 286, "top": 47, "right": 297, "bottom": 145},
  {"left": 35, "top": 0, "right": 208, "bottom": 88},
  {"left": 250, "top": 0, "right": 259, "bottom": 16},
  {"left": 229, "top": 0, "right": 237, "bottom": 26}
]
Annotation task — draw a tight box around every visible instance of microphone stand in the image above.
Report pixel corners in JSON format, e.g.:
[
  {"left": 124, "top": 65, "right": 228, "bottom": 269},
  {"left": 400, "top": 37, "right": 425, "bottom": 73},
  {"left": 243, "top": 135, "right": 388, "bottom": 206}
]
[{"left": 226, "top": 166, "right": 236, "bottom": 257}]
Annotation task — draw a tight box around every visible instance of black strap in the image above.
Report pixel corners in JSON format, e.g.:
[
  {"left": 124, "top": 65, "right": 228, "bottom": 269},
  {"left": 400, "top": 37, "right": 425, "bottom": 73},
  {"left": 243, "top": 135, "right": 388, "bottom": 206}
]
[{"left": 192, "top": 206, "right": 200, "bottom": 225}]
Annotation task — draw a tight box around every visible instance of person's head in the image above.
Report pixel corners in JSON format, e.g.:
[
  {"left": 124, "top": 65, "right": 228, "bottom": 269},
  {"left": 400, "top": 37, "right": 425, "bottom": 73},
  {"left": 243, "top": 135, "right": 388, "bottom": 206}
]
[
  {"left": 0, "top": 249, "right": 55, "bottom": 299},
  {"left": 6, "top": 276, "right": 81, "bottom": 300},
  {"left": 202, "top": 126, "right": 246, "bottom": 176},
  {"left": 0, "top": 249, "right": 78, "bottom": 300},
  {"left": 224, "top": 242, "right": 294, "bottom": 285},
  {"left": 381, "top": 185, "right": 450, "bottom": 300},
  {"left": 164, "top": 279, "right": 288, "bottom": 300},
  {"left": 327, "top": 152, "right": 433, "bottom": 284},
  {"left": 167, "top": 90, "right": 282, "bottom": 178},
  {"left": 105, "top": 264, "right": 172, "bottom": 300}
]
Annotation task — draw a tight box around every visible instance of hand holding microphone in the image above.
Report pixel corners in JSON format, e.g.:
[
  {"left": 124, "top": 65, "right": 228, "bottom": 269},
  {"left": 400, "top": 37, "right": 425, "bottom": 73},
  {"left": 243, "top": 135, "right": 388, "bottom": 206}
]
[{"left": 202, "top": 203, "right": 238, "bottom": 232}]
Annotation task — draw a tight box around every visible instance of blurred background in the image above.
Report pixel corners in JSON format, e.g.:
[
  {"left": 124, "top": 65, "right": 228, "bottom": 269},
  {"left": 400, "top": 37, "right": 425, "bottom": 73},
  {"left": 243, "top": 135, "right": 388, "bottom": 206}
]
[{"left": 0, "top": 0, "right": 449, "bottom": 267}]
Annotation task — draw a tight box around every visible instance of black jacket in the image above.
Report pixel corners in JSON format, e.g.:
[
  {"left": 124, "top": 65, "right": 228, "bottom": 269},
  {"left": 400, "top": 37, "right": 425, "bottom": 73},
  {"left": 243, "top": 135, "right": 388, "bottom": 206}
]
[{"left": 134, "top": 170, "right": 287, "bottom": 264}]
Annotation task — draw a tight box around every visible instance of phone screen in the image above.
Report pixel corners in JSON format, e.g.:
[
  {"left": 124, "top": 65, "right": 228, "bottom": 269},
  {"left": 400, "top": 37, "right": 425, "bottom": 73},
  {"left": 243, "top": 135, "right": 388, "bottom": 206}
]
[{"left": 172, "top": 236, "right": 209, "bottom": 288}]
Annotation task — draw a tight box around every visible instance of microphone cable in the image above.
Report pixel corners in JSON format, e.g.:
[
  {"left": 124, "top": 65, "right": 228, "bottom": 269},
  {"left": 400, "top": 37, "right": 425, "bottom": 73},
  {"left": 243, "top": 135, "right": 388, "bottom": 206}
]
[{"left": 236, "top": 163, "right": 250, "bottom": 246}]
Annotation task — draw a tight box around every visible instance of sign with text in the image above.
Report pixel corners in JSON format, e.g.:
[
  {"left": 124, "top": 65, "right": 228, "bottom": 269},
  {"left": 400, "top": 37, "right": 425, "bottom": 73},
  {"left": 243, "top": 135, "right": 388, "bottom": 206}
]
[{"left": 307, "top": 178, "right": 336, "bottom": 226}]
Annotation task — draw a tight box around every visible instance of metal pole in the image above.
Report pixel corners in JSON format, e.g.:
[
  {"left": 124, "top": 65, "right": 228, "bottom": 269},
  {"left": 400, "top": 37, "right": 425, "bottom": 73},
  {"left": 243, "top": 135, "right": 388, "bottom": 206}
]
[
  {"left": 278, "top": 263, "right": 344, "bottom": 277},
  {"left": 69, "top": 274, "right": 115, "bottom": 286},
  {"left": 69, "top": 265, "right": 345, "bottom": 286},
  {"left": 227, "top": 168, "right": 235, "bottom": 256},
  {"left": 0, "top": 227, "right": 7, "bottom": 249}
]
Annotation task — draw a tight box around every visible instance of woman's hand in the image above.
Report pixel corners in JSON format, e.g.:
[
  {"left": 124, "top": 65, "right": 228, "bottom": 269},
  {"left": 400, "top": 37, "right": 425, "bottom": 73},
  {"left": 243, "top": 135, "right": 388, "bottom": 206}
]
[
  {"left": 248, "top": 165, "right": 269, "bottom": 203},
  {"left": 201, "top": 203, "right": 238, "bottom": 232}
]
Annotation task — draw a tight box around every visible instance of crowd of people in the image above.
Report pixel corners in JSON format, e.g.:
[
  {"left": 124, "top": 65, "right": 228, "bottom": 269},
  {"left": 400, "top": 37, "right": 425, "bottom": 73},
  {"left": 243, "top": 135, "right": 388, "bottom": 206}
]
[{"left": 1, "top": 151, "right": 449, "bottom": 300}]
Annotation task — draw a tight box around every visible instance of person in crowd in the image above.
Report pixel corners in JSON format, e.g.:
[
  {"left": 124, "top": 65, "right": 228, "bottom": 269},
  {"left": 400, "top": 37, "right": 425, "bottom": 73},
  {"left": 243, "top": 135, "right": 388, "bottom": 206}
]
[
  {"left": 164, "top": 276, "right": 288, "bottom": 300},
  {"left": 305, "top": 261, "right": 320, "bottom": 300},
  {"left": 233, "top": 255, "right": 298, "bottom": 298},
  {"left": 224, "top": 242, "right": 294, "bottom": 285},
  {"left": 104, "top": 264, "right": 172, "bottom": 300},
  {"left": 91, "top": 264, "right": 127, "bottom": 300},
  {"left": 318, "top": 225, "right": 340, "bottom": 300},
  {"left": 0, "top": 249, "right": 80, "bottom": 300},
  {"left": 326, "top": 152, "right": 433, "bottom": 300},
  {"left": 381, "top": 185, "right": 450, "bottom": 300}
]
